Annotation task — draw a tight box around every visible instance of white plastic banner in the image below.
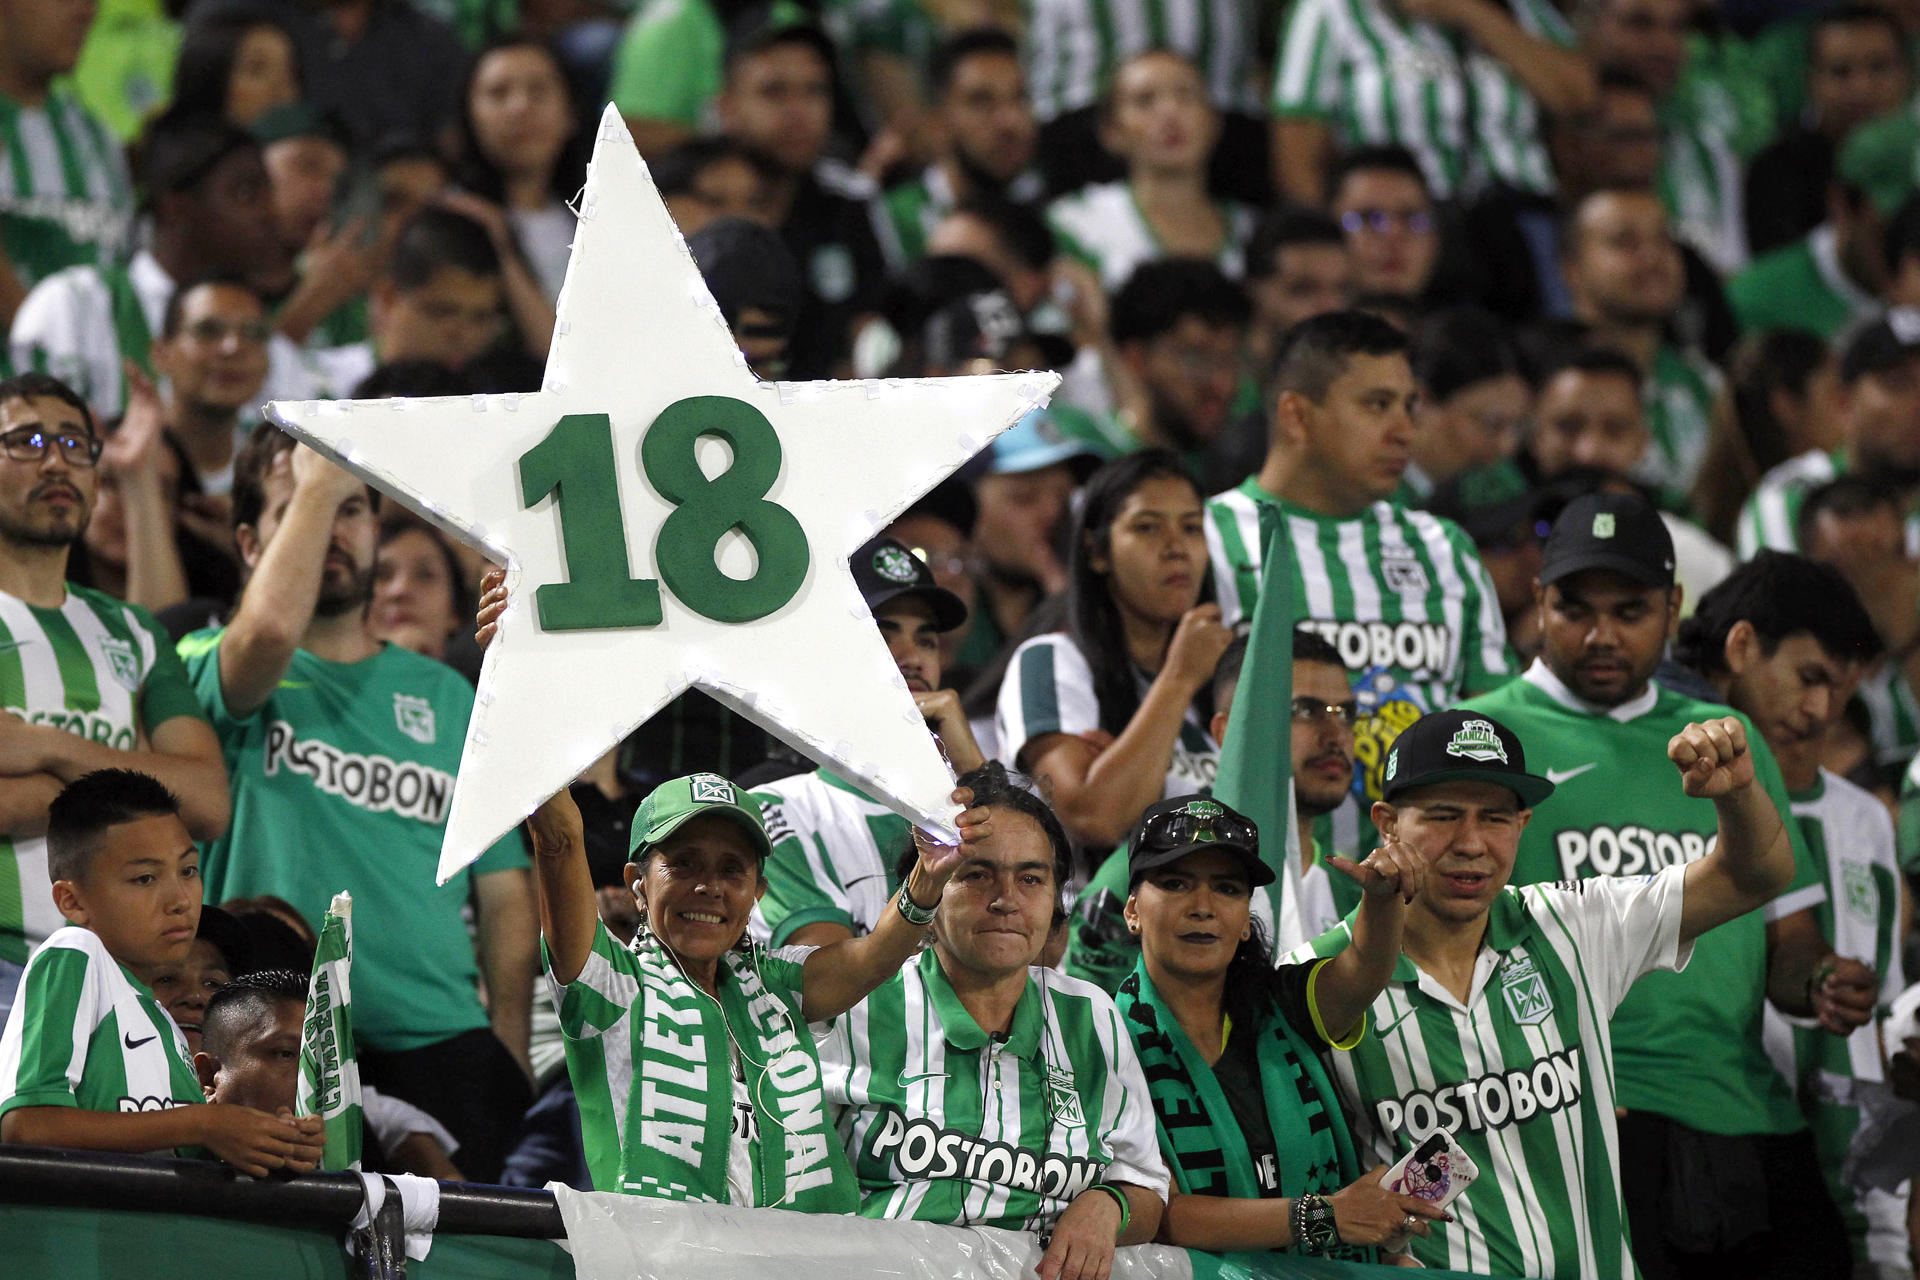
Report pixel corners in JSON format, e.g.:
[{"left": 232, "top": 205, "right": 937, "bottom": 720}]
[{"left": 551, "top": 1187, "right": 1196, "bottom": 1280}]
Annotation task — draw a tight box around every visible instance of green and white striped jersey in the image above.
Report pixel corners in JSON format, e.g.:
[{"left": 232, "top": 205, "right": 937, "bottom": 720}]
[
  {"left": 1856, "top": 661, "right": 1920, "bottom": 775},
  {"left": 748, "top": 768, "right": 912, "bottom": 947},
  {"left": 1290, "top": 867, "right": 1690, "bottom": 1278},
  {"left": 0, "top": 584, "right": 207, "bottom": 963},
  {"left": 997, "top": 632, "right": 1219, "bottom": 804},
  {"left": 0, "top": 89, "right": 133, "bottom": 289},
  {"left": 546, "top": 919, "right": 815, "bottom": 1198},
  {"left": 1734, "top": 448, "right": 1920, "bottom": 564},
  {"left": 1046, "top": 182, "right": 1256, "bottom": 292},
  {"left": 872, "top": 166, "right": 1047, "bottom": 270},
  {"left": 1023, "top": 0, "right": 1258, "bottom": 122},
  {"left": 1640, "top": 344, "right": 1721, "bottom": 501},
  {"left": 817, "top": 948, "right": 1168, "bottom": 1229},
  {"left": 1762, "top": 770, "right": 1904, "bottom": 1254},
  {"left": 9, "top": 248, "right": 319, "bottom": 423},
  {"left": 1463, "top": 663, "right": 1824, "bottom": 1138},
  {"left": 0, "top": 926, "right": 203, "bottom": 1128},
  {"left": 1270, "top": 0, "right": 1571, "bottom": 197}
]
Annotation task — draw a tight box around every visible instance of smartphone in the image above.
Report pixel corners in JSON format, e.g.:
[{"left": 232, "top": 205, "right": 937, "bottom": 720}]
[{"left": 1381, "top": 1130, "right": 1479, "bottom": 1210}]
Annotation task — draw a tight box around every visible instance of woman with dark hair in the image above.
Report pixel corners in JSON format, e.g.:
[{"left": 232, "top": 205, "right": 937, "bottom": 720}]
[
  {"left": 451, "top": 37, "right": 589, "bottom": 301},
  {"left": 1406, "top": 307, "right": 1532, "bottom": 502},
  {"left": 371, "top": 516, "right": 471, "bottom": 663},
  {"left": 1116, "top": 794, "right": 1445, "bottom": 1258},
  {"left": 995, "top": 449, "right": 1229, "bottom": 850},
  {"left": 170, "top": 16, "right": 299, "bottom": 127}
]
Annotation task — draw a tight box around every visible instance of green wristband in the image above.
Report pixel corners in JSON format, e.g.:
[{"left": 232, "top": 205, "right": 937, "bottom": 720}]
[
  {"left": 895, "top": 884, "right": 937, "bottom": 927},
  {"left": 1090, "top": 1182, "right": 1130, "bottom": 1238}
]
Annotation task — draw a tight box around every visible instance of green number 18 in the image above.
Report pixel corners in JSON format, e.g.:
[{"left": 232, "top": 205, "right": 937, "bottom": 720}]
[{"left": 517, "top": 397, "right": 811, "bottom": 630}]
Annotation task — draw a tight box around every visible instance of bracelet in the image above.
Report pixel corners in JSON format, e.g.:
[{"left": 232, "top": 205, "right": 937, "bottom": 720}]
[
  {"left": 895, "top": 883, "right": 937, "bottom": 927},
  {"left": 1293, "top": 1192, "right": 1339, "bottom": 1254},
  {"left": 1089, "top": 1182, "right": 1130, "bottom": 1237}
]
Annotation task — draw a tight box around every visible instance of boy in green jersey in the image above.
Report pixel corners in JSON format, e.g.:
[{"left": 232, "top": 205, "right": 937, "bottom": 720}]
[
  {"left": 1293, "top": 701, "right": 1802, "bottom": 1278},
  {"left": 0, "top": 769, "right": 324, "bottom": 1175},
  {"left": 1673, "top": 552, "right": 1902, "bottom": 1266},
  {"left": 1462, "top": 492, "right": 1852, "bottom": 1279}
]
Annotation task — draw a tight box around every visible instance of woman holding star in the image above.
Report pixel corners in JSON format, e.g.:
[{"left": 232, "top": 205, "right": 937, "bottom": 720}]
[{"left": 479, "top": 583, "right": 989, "bottom": 1209}]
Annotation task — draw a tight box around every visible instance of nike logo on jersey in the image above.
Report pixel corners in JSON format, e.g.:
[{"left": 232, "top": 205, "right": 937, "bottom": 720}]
[
  {"left": 123, "top": 1032, "right": 157, "bottom": 1050},
  {"left": 898, "top": 1069, "right": 948, "bottom": 1087},
  {"left": 1545, "top": 763, "right": 1598, "bottom": 786},
  {"left": 1374, "top": 1009, "right": 1418, "bottom": 1039}
]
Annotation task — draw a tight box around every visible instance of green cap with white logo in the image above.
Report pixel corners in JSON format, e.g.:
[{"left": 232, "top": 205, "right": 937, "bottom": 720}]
[
  {"left": 628, "top": 773, "right": 774, "bottom": 861},
  {"left": 1381, "top": 709, "right": 1555, "bottom": 809}
]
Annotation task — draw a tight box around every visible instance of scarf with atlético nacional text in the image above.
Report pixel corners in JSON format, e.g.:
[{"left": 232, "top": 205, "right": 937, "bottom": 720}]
[{"left": 622, "top": 929, "right": 857, "bottom": 1212}]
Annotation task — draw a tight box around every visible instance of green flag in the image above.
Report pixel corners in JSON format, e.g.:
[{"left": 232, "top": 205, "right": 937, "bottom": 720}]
[
  {"left": 296, "top": 892, "right": 363, "bottom": 1171},
  {"left": 1212, "top": 501, "right": 1301, "bottom": 948}
]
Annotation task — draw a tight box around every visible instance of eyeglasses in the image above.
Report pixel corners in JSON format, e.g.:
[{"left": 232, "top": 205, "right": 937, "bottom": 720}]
[
  {"left": 1340, "top": 208, "right": 1434, "bottom": 236},
  {"left": 1137, "top": 804, "right": 1259, "bottom": 855},
  {"left": 0, "top": 425, "right": 102, "bottom": 468},
  {"left": 1291, "top": 697, "right": 1360, "bottom": 726},
  {"left": 183, "top": 318, "right": 272, "bottom": 346},
  {"left": 905, "top": 545, "right": 970, "bottom": 578}
]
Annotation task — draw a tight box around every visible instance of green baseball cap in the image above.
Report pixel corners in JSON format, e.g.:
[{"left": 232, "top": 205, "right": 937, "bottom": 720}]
[
  {"left": 1838, "top": 106, "right": 1920, "bottom": 216},
  {"left": 628, "top": 773, "right": 773, "bottom": 861}
]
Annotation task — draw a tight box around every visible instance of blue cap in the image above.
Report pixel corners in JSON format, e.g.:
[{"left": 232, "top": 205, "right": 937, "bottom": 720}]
[{"left": 988, "top": 407, "right": 1104, "bottom": 476}]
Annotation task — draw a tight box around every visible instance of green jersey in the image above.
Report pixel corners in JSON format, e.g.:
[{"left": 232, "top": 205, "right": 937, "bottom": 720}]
[
  {"left": 1763, "top": 770, "right": 1904, "bottom": 1256},
  {"left": 748, "top": 768, "right": 912, "bottom": 947},
  {"left": 1024, "top": 0, "right": 1258, "bottom": 122},
  {"left": 1642, "top": 344, "right": 1720, "bottom": 501},
  {"left": 0, "top": 88, "right": 133, "bottom": 288},
  {"left": 1290, "top": 866, "right": 1692, "bottom": 1277},
  {"left": 1658, "top": 36, "right": 1775, "bottom": 274},
  {"left": 69, "top": 0, "right": 179, "bottom": 142},
  {"left": 1728, "top": 227, "right": 1880, "bottom": 340},
  {"left": 0, "top": 584, "right": 208, "bottom": 963},
  {"left": 1270, "top": 0, "right": 1572, "bottom": 197},
  {"left": 607, "top": 0, "right": 724, "bottom": 128},
  {"left": 997, "top": 632, "right": 1219, "bottom": 802},
  {"left": 1047, "top": 182, "right": 1256, "bottom": 292},
  {"left": 177, "top": 631, "right": 528, "bottom": 1051},
  {"left": 0, "top": 926, "right": 203, "bottom": 1132},
  {"left": 1462, "top": 662, "right": 1823, "bottom": 1136},
  {"left": 817, "top": 948, "right": 1168, "bottom": 1229}
]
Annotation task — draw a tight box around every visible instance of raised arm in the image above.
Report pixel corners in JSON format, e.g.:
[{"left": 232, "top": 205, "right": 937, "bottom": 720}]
[
  {"left": 797, "top": 795, "right": 986, "bottom": 1022},
  {"left": 1316, "top": 840, "right": 1427, "bottom": 1040},
  {"left": 1400, "top": 0, "right": 1596, "bottom": 115},
  {"left": 1670, "top": 717, "right": 1797, "bottom": 944},
  {"left": 221, "top": 445, "right": 370, "bottom": 719},
  {"left": 523, "top": 786, "right": 600, "bottom": 984}
]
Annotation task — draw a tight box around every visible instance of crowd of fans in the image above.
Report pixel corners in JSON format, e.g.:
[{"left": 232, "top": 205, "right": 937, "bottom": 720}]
[{"left": 5, "top": 0, "right": 1920, "bottom": 1275}]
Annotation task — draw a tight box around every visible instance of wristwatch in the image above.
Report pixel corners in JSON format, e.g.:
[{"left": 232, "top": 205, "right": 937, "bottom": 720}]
[{"left": 1293, "top": 1193, "right": 1339, "bottom": 1254}]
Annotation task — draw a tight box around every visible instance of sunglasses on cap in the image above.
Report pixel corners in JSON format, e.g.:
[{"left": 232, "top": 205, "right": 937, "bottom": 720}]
[{"left": 1136, "top": 805, "right": 1258, "bottom": 854}]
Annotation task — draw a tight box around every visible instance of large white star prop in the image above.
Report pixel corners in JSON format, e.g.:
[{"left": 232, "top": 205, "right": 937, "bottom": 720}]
[{"left": 269, "top": 107, "right": 1057, "bottom": 882}]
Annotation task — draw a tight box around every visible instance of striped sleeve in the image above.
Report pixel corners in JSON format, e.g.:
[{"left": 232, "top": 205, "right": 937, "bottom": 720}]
[
  {"left": 1271, "top": 0, "right": 1342, "bottom": 118},
  {"left": 757, "top": 944, "right": 817, "bottom": 1000},
  {"left": 1530, "top": 867, "right": 1689, "bottom": 1013},
  {"left": 996, "top": 635, "right": 1102, "bottom": 770},
  {"left": 754, "top": 787, "right": 854, "bottom": 946},
  {"left": 1735, "top": 481, "right": 1800, "bottom": 558},
  {"left": 1088, "top": 990, "right": 1171, "bottom": 1198},
  {"left": 1204, "top": 490, "right": 1262, "bottom": 626},
  {"left": 9, "top": 266, "right": 114, "bottom": 416},
  {"left": 545, "top": 923, "right": 642, "bottom": 1042},
  {"left": 0, "top": 943, "right": 98, "bottom": 1117},
  {"left": 1445, "top": 523, "right": 1515, "bottom": 696},
  {"left": 127, "top": 605, "right": 206, "bottom": 729}
]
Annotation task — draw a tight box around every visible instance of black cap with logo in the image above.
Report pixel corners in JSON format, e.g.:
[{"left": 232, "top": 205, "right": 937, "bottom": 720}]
[
  {"left": 851, "top": 535, "right": 968, "bottom": 632},
  {"left": 1381, "top": 709, "right": 1555, "bottom": 809},
  {"left": 1538, "top": 491, "right": 1675, "bottom": 589},
  {"left": 1127, "top": 795, "right": 1274, "bottom": 888}
]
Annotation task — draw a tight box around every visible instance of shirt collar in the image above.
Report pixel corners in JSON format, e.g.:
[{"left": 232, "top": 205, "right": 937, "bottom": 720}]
[
  {"left": 1808, "top": 223, "right": 1880, "bottom": 317},
  {"left": 1521, "top": 657, "right": 1660, "bottom": 722},
  {"left": 919, "top": 948, "right": 1043, "bottom": 1058}
]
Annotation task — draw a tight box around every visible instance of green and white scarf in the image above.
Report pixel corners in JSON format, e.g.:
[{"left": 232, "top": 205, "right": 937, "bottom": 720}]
[
  {"left": 1116, "top": 959, "right": 1371, "bottom": 1260},
  {"left": 623, "top": 929, "right": 857, "bottom": 1213}
]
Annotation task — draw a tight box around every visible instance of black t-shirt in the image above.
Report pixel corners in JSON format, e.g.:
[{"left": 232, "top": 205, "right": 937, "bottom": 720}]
[
  {"left": 1209, "top": 960, "right": 1324, "bottom": 1199},
  {"left": 779, "top": 164, "right": 887, "bottom": 379}
]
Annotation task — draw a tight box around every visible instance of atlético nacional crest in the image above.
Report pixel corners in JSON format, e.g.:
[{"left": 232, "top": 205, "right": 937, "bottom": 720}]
[
  {"left": 690, "top": 774, "right": 737, "bottom": 805},
  {"left": 100, "top": 637, "right": 141, "bottom": 691},
  {"left": 1843, "top": 861, "right": 1879, "bottom": 923},
  {"left": 1500, "top": 953, "right": 1553, "bottom": 1027},
  {"left": 872, "top": 545, "right": 918, "bottom": 584},
  {"left": 1044, "top": 1065, "right": 1085, "bottom": 1128},
  {"left": 1446, "top": 719, "right": 1507, "bottom": 763},
  {"left": 393, "top": 693, "right": 436, "bottom": 745},
  {"left": 1381, "top": 545, "right": 1428, "bottom": 594}
]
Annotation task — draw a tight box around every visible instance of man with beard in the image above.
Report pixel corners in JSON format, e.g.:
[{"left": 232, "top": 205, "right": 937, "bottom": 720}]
[
  {"left": 0, "top": 372, "right": 229, "bottom": 1024},
  {"left": 874, "top": 29, "right": 1043, "bottom": 269},
  {"left": 175, "top": 425, "right": 535, "bottom": 1180},
  {"left": 1562, "top": 186, "right": 1720, "bottom": 502}
]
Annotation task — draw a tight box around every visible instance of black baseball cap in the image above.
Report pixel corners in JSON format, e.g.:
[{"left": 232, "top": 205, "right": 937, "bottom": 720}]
[
  {"left": 687, "top": 217, "right": 804, "bottom": 334},
  {"left": 195, "top": 904, "right": 255, "bottom": 975},
  {"left": 1381, "top": 709, "right": 1554, "bottom": 809},
  {"left": 1842, "top": 307, "right": 1920, "bottom": 383},
  {"left": 1538, "top": 492, "right": 1674, "bottom": 589},
  {"left": 852, "top": 535, "right": 968, "bottom": 632},
  {"left": 1128, "top": 795, "right": 1275, "bottom": 888}
]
